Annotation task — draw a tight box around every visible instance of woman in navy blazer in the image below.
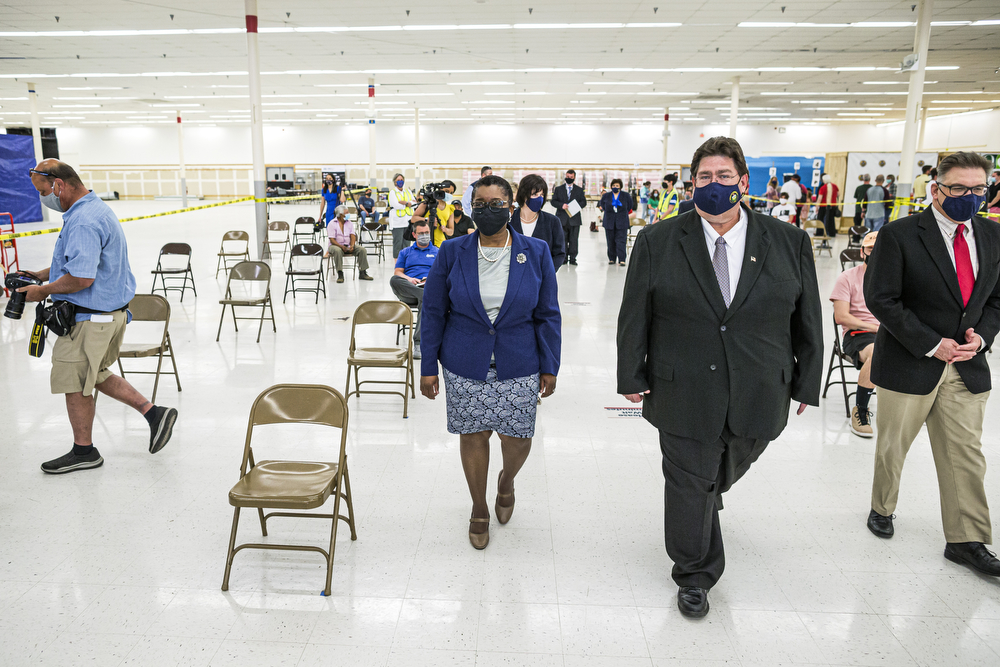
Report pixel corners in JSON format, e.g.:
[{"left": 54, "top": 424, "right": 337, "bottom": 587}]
[
  {"left": 420, "top": 175, "right": 561, "bottom": 550},
  {"left": 598, "top": 178, "right": 634, "bottom": 266},
  {"left": 508, "top": 173, "right": 566, "bottom": 271}
]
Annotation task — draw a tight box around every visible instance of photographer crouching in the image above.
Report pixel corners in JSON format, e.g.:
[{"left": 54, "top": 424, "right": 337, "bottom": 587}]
[{"left": 17, "top": 160, "right": 178, "bottom": 474}]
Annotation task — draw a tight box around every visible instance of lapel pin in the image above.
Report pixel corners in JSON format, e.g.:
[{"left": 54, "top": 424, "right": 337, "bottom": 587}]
[
  {"left": 516, "top": 253, "right": 526, "bottom": 264},
  {"left": 750, "top": 256, "right": 756, "bottom": 262}
]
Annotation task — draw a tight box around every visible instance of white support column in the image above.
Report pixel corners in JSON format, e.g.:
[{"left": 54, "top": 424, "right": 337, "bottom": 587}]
[
  {"left": 368, "top": 77, "right": 377, "bottom": 189},
  {"left": 917, "top": 106, "right": 929, "bottom": 151},
  {"left": 729, "top": 77, "right": 740, "bottom": 139},
  {"left": 27, "top": 82, "right": 47, "bottom": 221},
  {"left": 897, "top": 0, "right": 933, "bottom": 202},
  {"left": 661, "top": 110, "right": 669, "bottom": 173},
  {"left": 245, "top": 0, "right": 267, "bottom": 258},
  {"left": 414, "top": 107, "right": 421, "bottom": 189},
  {"left": 177, "top": 111, "right": 188, "bottom": 208}
]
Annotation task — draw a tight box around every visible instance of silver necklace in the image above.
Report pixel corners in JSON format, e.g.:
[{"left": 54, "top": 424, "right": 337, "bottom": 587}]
[{"left": 478, "top": 229, "right": 511, "bottom": 263}]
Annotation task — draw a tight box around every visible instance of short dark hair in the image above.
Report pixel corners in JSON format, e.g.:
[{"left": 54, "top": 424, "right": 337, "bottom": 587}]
[
  {"left": 610, "top": 178, "right": 623, "bottom": 188},
  {"left": 664, "top": 173, "right": 678, "bottom": 184},
  {"left": 481, "top": 166, "right": 492, "bottom": 175},
  {"left": 38, "top": 160, "right": 84, "bottom": 188},
  {"left": 937, "top": 151, "right": 992, "bottom": 182},
  {"left": 566, "top": 169, "right": 576, "bottom": 176},
  {"left": 922, "top": 165, "right": 933, "bottom": 174},
  {"left": 412, "top": 219, "right": 431, "bottom": 232},
  {"left": 440, "top": 179, "right": 456, "bottom": 191},
  {"left": 690, "top": 136, "right": 749, "bottom": 181},
  {"left": 791, "top": 174, "right": 801, "bottom": 182},
  {"left": 472, "top": 174, "right": 514, "bottom": 204},
  {"left": 515, "top": 173, "right": 548, "bottom": 209},
  {"left": 929, "top": 168, "right": 938, "bottom": 179}
]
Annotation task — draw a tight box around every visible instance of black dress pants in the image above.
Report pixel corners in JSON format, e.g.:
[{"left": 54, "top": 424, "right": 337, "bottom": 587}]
[
  {"left": 606, "top": 226, "right": 627, "bottom": 263},
  {"left": 821, "top": 206, "right": 838, "bottom": 237},
  {"left": 563, "top": 224, "right": 580, "bottom": 262},
  {"left": 658, "top": 426, "right": 768, "bottom": 589}
]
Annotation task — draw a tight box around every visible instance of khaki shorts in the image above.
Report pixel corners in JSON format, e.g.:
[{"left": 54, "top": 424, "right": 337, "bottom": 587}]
[{"left": 50, "top": 309, "right": 128, "bottom": 395}]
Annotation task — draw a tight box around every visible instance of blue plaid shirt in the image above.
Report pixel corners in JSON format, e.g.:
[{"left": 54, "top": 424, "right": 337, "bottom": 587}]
[{"left": 50, "top": 192, "right": 136, "bottom": 321}]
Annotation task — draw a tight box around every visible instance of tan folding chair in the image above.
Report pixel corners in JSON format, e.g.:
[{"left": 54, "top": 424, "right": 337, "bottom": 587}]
[
  {"left": 216, "top": 230, "right": 251, "bottom": 278},
  {"left": 628, "top": 217, "right": 646, "bottom": 248},
  {"left": 150, "top": 243, "right": 197, "bottom": 302},
  {"left": 263, "top": 221, "right": 291, "bottom": 261},
  {"left": 116, "top": 294, "right": 181, "bottom": 403},
  {"left": 802, "top": 218, "right": 833, "bottom": 257},
  {"left": 217, "top": 261, "right": 276, "bottom": 343},
  {"left": 345, "top": 300, "right": 416, "bottom": 418},
  {"left": 221, "top": 384, "right": 356, "bottom": 596}
]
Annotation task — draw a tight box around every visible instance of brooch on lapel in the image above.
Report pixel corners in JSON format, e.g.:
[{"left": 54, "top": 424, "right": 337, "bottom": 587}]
[{"left": 516, "top": 253, "right": 526, "bottom": 264}]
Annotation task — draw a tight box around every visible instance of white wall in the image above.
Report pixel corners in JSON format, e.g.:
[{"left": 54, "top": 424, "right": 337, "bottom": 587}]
[{"left": 57, "top": 108, "right": 1000, "bottom": 170}]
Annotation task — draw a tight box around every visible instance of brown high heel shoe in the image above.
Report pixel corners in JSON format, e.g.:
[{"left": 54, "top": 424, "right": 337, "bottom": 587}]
[
  {"left": 495, "top": 470, "right": 515, "bottom": 525},
  {"left": 469, "top": 516, "right": 490, "bottom": 549}
]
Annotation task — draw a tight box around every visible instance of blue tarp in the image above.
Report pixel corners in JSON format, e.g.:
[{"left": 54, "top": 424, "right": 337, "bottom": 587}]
[
  {"left": 0, "top": 134, "right": 43, "bottom": 224},
  {"left": 746, "top": 155, "right": 825, "bottom": 199}
]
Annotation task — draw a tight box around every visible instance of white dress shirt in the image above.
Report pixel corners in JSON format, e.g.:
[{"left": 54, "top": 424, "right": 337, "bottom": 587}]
[
  {"left": 701, "top": 206, "right": 749, "bottom": 299},
  {"left": 925, "top": 203, "right": 982, "bottom": 356}
]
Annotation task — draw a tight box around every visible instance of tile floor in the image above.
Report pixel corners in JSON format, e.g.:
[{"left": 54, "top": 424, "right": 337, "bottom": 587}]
[{"left": 2, "top": 200, "right": 1000, "bottom": 666}]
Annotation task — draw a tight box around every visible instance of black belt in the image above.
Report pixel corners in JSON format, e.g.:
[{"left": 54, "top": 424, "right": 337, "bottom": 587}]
[{"left": 60, "top": 303, "right": 128, "bottom": 315}]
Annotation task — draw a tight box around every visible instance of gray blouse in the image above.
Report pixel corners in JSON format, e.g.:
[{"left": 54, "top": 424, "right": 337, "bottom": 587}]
[{"left": 478, "top": 246, "right": 510, "bottom": 324}]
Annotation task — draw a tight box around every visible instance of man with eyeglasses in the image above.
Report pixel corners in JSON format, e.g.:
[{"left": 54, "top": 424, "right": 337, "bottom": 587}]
[
  {"left": 20, "top": 160, "right": 178, "bottom": 474},
  {"left": 617, "top": 136, "right": 823, "bottom": 618},
  {"left": 864, "top": 152, "right": 1000, "bottom": 578}
]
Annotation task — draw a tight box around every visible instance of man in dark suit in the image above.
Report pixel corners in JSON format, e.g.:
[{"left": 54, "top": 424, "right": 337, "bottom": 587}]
[
  {"left": 551, "top": 168, "right": 587, "bottom": 265},
  {"left": 617, "top": 136, "right": 824, "bottom": 618},
  {"left": 863, "top": 151, "right": 1000, "bottom": 577}
]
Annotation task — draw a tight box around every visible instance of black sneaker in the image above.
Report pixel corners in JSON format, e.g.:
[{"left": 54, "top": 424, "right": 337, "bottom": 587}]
[
  {"left": 148, "top": 406, "right": 178, "bottom": 454},
  {"left": 41, "top": 447, "right": 104, "bottom": 474}
]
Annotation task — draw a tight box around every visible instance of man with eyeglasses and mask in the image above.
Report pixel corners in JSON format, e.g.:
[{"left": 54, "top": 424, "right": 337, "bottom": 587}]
[
  {"left": 21, "top": 160, "right": 178, "bottom": 474},
  {"left": 864, "top": 152, "right": 1000, "bottom": 579},
  {"left": 551, "top": 169, "right": 587, "bottom": 265},
  {"left": 617, "top": 136, "right": 823, "bottom": 619},
  {"left": 391, "top": 219, "right": 439, "bottom": 359}
]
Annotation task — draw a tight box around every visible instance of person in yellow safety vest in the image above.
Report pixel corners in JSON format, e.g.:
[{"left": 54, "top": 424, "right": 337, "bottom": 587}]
[{"left": 654, "top": 173, "right": 681, "bottom": 222}]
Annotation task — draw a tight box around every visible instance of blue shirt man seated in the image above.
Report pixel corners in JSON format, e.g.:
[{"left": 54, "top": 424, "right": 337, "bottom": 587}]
[
  {"left": 22, "top": 159, "right": 178, "bottom": 475},
  {"left": 357, "top": 189, "right": 379, "bottom": 226},
  {"left": 390, "top": 220, "right": 439, "bottom": 358}
]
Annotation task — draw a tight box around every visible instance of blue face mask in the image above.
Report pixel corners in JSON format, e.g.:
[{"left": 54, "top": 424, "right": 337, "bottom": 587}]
[
  {"left": 693, "top": 181, "right": 742, "bottom": 216},
  {"left": 526, "top": 196, "right": 544, "bottom": 212},
  {"left": 940, "top": 191, "right": 986, "bottom": 222},
  {"left": 395, "top": 180, "right": 404, "bottom": 188}
]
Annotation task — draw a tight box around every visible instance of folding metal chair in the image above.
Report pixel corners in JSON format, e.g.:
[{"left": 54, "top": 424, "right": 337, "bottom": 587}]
[
  {"left": 294, "top": 216, "right": 317, "bottom": 245},
  {"left": 221, "top": 384, "right": 356, "bottom": 596},
  {"left": 284, "top": 243, "right": 327, "bottom": 303},
  {"left": 823, "top": 312, "right": 860, "bottom": 417},
  {"left": 150, "top": 243, "right": 197, "bottom": 302},
  {"left": 217, "top": 261, "right": 277, "bottom": 343},
  {"left": 116, "top": 294, "right": 181, "bottom": 403},
  {"left": 803, "top": 218, "right": 833, "bottom": 257},
  {"left": 216, "top": 231, "right": 251, "bottom": 278},
  {"left": 358, "top": 221, "right": 386, "bottom": 263},
  {"left": 839, "top": 247, "right": 864, "bottom": 272},
  {"left": 263, "top": 221, "right": 291, "bottom": 261},
  {"left": 847, "top": 225, "right": 869, "bottom": 248},
  {"left": 345, "top": 301, "right": 416, "bottom": 418}
]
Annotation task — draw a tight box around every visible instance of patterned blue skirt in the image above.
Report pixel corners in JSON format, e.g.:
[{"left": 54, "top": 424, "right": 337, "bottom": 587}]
[{"left": 442, "top": 367, "right": 540, "bottom": 438}]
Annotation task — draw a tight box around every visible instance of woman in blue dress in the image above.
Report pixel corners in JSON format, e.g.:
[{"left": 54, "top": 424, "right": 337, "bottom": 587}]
[{"left": 318, "top": 174, "right": 344, "bottom": 228}]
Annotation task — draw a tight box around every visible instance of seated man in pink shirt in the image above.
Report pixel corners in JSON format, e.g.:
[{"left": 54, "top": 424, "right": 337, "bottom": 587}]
[
  {"left": 830, "top": 231, "right": 880, "bottom": 437},
  {"left": 324, "top": 205, "right": 372, "bottom": 283}
]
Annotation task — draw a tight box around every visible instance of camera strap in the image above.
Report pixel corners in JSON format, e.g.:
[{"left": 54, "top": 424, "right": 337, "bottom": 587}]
[{"left": 29, "top": 303, "right": 47, "bottom": 357}]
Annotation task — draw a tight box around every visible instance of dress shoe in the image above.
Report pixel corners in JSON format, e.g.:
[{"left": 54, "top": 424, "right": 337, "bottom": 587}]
[
  {"left": 677, "top": 586, "right": 709, "bottom": 618},
  {"left": 469, "top": 516, "right": 490, "bottom": 550},
  {"left": 568, "top": 259, "right": 577, "bottom": 265},
  {"left": 944, "top": 542, "right": 1000, "bottom": 576},
  {"left": 867, "top": 509, "right": 894, "bottom": 538},
  {"left": 495, "top": 470, "right": 515, "bottom": 525}
]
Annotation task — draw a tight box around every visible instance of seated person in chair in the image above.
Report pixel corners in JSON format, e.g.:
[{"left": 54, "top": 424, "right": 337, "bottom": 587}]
[
  {"left": 357, "top": 189, "right": 379, "bottom": 226},
  {"left": 324, "top": 205, "right": 373, "bottom": 283},
  {"left": 830, "top": 231, "right": 880, "bottom": 438},
  {"left": 390, "top": 220, "right": 439, "bottom": 359},
  {"left": 770, "top": 192, "right": 797, "bottom": 224}
]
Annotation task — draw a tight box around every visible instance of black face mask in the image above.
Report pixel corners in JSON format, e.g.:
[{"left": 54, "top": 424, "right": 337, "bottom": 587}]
[
  {"left": 474, "top": 207, "right": 510, "bottom": 236},
  {"left": 565, "top": 177, "right": 574, "bottom": 184}
]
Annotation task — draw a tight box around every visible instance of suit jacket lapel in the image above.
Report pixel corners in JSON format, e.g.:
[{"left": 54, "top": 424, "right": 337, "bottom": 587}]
[
  {"left": 459, "top": 234, "right": 493, "bottom": 326},
  {"left": 724, "top": 213, "right": 770, "bottom": 323},
  {"left": 679, "top": 214, "right": 728, "bottom": 320},
  {"left": 918, "top": 209, "right": 964, "bottom": 306},
  {"left": 493, "top": 229, "right": 527, "bottom": 326}
]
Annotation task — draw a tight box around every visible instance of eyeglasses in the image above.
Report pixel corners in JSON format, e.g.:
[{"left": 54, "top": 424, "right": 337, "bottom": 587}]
[
  {"left": 29, "top": 168, "right": 53, "bottom": 178},
  {"left": 471, "top": 199, "right": 508, "bottom": 212},
  {"left": 938, "top": 183, "right": 989, "bottom": 197},
  {"left": 694, "top": 172, "right": 740, "bottom": 187}
]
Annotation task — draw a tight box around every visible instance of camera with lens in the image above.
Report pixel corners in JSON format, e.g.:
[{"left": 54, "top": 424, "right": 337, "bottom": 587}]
[
  {"left": 4, "top": 272, "right": 43, "bottom": 320},
  {"left": 418, "top": 181, "right": 448, "bottom": 209}
]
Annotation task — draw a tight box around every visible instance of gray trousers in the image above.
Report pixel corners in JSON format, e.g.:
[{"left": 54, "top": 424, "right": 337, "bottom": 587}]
[
  {"left": 389, "top": 275, "right": 424, "bottom": 342},
  {"left": 327, "top": 245, "right": 369, "bottom": 272},
  {"left": 392, "top": 228, "right": 411, "bottom": 258}
]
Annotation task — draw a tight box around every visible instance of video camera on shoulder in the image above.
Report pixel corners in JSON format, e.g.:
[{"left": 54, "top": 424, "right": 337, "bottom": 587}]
[
  {"left": 418, "top": 182, "right": 448, "bottom": 208},
  {"left": 4, "top": 271, "right": 43, "bottom": 320}
]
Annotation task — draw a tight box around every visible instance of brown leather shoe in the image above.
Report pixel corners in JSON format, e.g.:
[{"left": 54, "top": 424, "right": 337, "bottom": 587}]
[
  {"left": 469, "top": 516, "right": 490, "bottom": 549},
  {"left": 495, "top": 470, "right": 515, "bottom": 525}
]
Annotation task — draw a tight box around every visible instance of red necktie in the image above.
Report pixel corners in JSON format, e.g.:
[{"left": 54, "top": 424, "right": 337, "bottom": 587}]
[{"left": 954, "top": 223, "right": 974, "bottom": 306}]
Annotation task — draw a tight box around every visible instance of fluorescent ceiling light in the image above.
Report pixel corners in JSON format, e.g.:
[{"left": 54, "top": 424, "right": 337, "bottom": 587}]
[
  {"left": 863, "top": 81, "right": 937, "bottom": 85},
  {"left": 576, "top": 92, "right": 607, "bottom": 96},
  {"left": 930, "top": 99, "right": 1000, "bottom": 103},
  {"left": 52, "top": 104, "right": 100, "bottom": 107},
  {"left": 838, "top": 112, "right": 885, "bottom": 115},
  {"left": 53, "top": 96, "right": 137, "bottom": 100},
  {"left": 738, "top": 22, "right": 849, "bottom": 28},
  {"left": 150, "top": 103, "right": 201, "bottom": 107},
  {"left": 262, "top": 102, "right": 302, "bottom": 106},
  {"left": 0, "top": 97, "right": 27, "bottom": 100},
  {"left": 447, "top": 81, "right": 513, "bottom": 86},
  {"left": 927, "top": 107, "right": 971, "bottom": 111},
  {"left": 57, "top": 86, "right": 124, "bottom": 90},
  {"left": 484, "top": 92, "right": 548, "bottom": 96},
  {"left": 512, "top": 23, "right": 625, "bottom": 29},
  {"left": 972, "top": 20, "right": 1000, "bottom": 26},
  {"left": 582, "top": 81, "right": 653, "bottom": 85},
  {"left": 462, "top": 100, "right": 515, "bottom": 105},
  {"left": 791, "top": 100, "right": 847, "bottom": 104},
  {"left": 624, "top": 23, "right": 682, "bottom": 28},
  {"left": 635, "top": 92, "right": 699, "bottom": 96}
]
